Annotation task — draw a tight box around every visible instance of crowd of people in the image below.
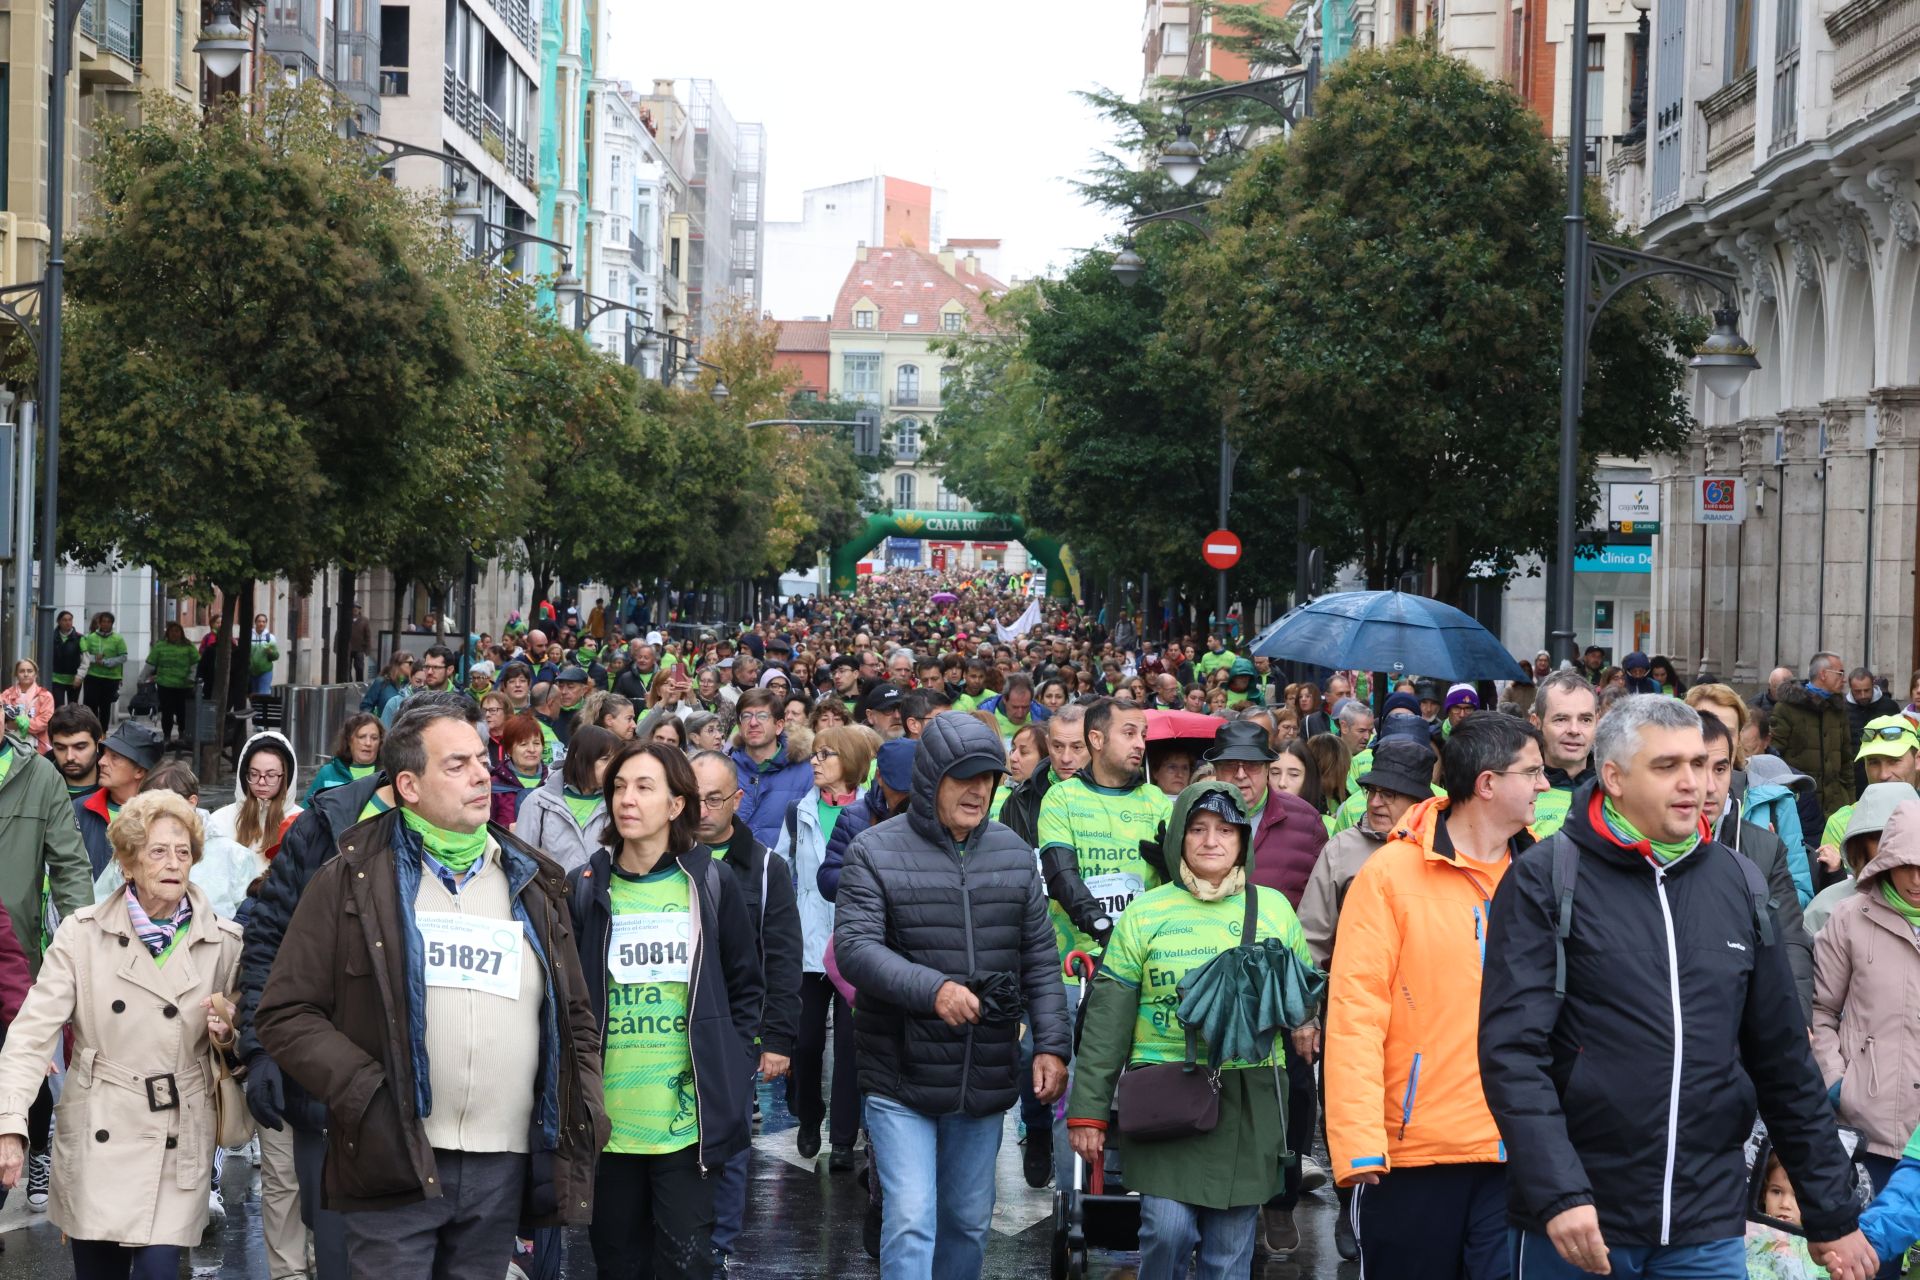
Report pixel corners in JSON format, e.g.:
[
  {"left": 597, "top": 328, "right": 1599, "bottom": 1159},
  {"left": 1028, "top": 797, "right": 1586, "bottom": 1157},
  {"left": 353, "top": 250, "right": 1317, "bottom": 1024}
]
[{"left": 0, "top": 572, "right": 1914, "bottom": 1280}]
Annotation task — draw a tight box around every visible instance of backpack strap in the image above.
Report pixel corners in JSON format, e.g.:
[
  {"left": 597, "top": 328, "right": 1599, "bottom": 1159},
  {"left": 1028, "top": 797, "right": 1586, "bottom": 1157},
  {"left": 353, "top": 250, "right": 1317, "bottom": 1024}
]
[
  {"left": 1551, "top": 840, "right": 1580, "bottom": 1001},
  {"left": 1727, "top": 847, "right": 1776, "bottom": 948}
]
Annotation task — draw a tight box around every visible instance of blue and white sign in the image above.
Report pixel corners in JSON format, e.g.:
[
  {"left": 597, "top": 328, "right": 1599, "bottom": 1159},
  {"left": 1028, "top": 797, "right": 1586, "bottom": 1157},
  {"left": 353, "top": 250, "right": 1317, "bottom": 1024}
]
[
  {"left": 1575, "top": 544, "right": 1653, "bottom": 574},
  {"left": 885, "top": 537, "right": 922, "bottom": 567}
]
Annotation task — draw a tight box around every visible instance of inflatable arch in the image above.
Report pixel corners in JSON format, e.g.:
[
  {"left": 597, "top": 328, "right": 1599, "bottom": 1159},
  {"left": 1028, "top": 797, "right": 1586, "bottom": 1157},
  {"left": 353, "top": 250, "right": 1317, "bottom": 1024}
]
[{"left": 829, "top": 510, "right": 1075, "bottom": 598}]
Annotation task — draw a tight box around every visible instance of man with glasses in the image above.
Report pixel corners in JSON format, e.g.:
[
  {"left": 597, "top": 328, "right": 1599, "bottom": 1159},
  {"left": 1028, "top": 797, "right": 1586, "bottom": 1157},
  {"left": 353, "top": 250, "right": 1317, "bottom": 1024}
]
[
  {"left": 1776, "top": 651, "right": 1856, "bottom": 821},
  {"left": 1326, "top": 712, "right": 1546, "bottom": 1278},
  {"left": 689, "top": 749, "right": 801, "bottom": 1277},
  {"left": 729, "top": 687, "right": 815, "bottom": 846},
  {"left": 381, "top": 644, "right": 456, "bottom": 726}
]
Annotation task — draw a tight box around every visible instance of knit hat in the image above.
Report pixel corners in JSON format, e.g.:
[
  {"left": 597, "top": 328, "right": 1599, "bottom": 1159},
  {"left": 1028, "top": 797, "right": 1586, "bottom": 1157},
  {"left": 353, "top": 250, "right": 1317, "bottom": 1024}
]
[
  {"left": 1383, "top": 691, "right": 1423, "bottom": 719},
  {"left": 1443, "top": 683, "right": 1480, "bottom": 712}
]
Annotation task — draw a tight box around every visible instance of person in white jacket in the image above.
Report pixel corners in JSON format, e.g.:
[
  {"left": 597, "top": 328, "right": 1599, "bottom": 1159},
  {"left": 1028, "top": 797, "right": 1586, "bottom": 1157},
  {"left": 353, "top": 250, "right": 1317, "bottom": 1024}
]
[{"left": 511, "top": 724, "right": 617, "bottom": 872}]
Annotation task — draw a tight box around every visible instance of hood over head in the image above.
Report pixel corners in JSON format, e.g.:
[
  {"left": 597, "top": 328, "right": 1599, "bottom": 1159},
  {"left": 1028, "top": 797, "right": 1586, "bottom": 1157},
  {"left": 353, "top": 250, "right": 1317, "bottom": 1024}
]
[
  {"left": 908, "top": 712, "right": 1007, "bottom": 846},
  {"left": 1856, "top": 793, "right": 1920, "bottom": 887},
  {"left": 1158, "top": 780, "right": 1252, "bottom": 891},
  {"left": 234, "top": 729, "right": 299, "bottom": 804}
]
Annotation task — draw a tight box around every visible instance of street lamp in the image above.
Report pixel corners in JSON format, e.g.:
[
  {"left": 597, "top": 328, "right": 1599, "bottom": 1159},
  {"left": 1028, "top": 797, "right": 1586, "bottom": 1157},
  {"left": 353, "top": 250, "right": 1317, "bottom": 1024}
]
[
  {"left": 1109, "top": 238, "right": 1146, "bottom": 286},
  {"left": 1549, "top": 0, "right": 1761, "bottom": 665},
  {"left": 194, "top": 0, "right": 249, "bottom": 79},
  {"left": 1158, "top": 122, "right": 1205, "bottom": 189}
]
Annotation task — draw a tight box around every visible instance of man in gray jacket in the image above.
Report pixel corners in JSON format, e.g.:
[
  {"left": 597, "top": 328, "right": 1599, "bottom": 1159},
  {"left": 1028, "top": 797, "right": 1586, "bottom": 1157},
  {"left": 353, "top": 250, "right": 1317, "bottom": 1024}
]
[{"left": 835, "top": 713, "right": 1071, "bottom": 1280}]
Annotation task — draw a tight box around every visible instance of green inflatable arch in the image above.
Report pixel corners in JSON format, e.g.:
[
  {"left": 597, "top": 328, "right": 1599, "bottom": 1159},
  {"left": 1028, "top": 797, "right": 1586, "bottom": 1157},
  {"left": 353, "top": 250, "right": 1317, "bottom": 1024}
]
[{"left": 830, "top": 510, "right": 1076, "bottom": 598}]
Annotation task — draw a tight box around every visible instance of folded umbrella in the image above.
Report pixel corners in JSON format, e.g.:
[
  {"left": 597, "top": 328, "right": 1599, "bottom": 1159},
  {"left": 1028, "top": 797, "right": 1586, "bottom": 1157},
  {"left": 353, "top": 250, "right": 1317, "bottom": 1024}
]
[{"left": 1176, "top": 939, "right": 1326, "bottom": 1068}]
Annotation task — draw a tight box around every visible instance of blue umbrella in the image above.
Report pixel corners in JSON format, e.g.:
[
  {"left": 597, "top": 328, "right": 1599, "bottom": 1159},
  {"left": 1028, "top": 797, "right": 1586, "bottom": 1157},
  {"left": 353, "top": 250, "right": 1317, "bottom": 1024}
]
[{"left": 1247, "top": 591, "right": 1527, "bottom": 682}]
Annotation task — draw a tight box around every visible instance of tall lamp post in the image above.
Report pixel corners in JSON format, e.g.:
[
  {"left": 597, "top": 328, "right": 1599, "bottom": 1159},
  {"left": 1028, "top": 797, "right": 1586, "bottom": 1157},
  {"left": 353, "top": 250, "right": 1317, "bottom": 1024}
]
[{"left": 1550, "top": 0, "right": 1759, "bottom": 665}]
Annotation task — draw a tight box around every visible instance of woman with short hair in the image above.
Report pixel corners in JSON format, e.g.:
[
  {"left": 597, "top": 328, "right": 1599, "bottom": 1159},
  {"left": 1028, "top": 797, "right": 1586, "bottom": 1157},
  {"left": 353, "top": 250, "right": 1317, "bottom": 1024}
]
[
  {"left": 0, "top": 790, "right": 243, "bottom": 1280},
  {"left": 302, "top": 713, "right": 383, "bottom": 803},
  {"left": 513, "top": 726, "right": 618, "bottom": 872}
]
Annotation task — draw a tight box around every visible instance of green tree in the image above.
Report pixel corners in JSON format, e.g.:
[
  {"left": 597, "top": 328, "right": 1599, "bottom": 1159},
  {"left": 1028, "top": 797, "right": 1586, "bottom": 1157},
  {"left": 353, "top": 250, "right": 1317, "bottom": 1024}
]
[
  {"left": 1180, "top": 43, "right": 1700, "bottom": 601},
  {"left": 60, "top": 82, "right": 468, "bottom": 701}
]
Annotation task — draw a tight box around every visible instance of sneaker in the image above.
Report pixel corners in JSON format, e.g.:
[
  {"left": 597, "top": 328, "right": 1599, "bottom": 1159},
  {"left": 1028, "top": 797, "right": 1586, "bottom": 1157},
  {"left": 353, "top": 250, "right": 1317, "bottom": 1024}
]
[
  {"left": 245, "top": 1135, "right": 261, "bottom": 1168},
  {"left": 828, "top": 1146, "right": 855, "bottom": 1173},
  {"left": 1299, "top": 1154, "right": 1329, "bottom": 1194},
  {"left": 1257, "top": 1206, "right": 1299, "bottom": 1255},
  {"left": 863, "top": 1197, "right": 882, "bottom": 1260},
  {"left": 1022, "top": 1130, "right": 1053, "bottom": 1189},
  {"left": 206, "top": 1186, "right": 227, "bottom": 1228},
  {"left": 711, "top": 1249, "right": 730, "bottom": 1277},
  {"left": 25, "top": 1149, "right": 49, "bottom": 1210},
  {"left": 795, "top": 1118, "right": 821, "bottom": 1160}
]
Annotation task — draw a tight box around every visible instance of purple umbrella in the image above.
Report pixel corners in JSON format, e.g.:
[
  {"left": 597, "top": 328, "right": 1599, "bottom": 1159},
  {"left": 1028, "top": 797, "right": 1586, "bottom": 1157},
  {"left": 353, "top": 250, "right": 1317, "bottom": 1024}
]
[{"left": 930, "top": 591, "right": 958, "bottom": 604}]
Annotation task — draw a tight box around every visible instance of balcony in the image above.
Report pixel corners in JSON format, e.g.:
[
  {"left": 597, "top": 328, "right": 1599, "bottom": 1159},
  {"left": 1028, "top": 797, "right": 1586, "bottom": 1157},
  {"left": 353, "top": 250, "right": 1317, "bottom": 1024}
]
[
  {"left": 261, "top": 0, "right": 319, "bottom": 76},
  {"left": 380, "top": 67, "right": 409, "bottom": 95},
  {"left": 1700, "top": 68, "right": 1757, "bottom": 198},
  {"left": 889, "top": 389, "right": 924, "bottom": 407},
  {"left": 485, "top": 0, "right": 534, "bottom": 51},
  {"left": 1828, "top": 0, "right": 1920, "bottom": 128},
  {"left": 78, "top": 0, "right": 139, "bottom": 80},
  {"left": 334, "top": 30, "right": 379, "bottom": 114},
  {"left": 443, "top": 67, "right": 535, "bottom": 188}
]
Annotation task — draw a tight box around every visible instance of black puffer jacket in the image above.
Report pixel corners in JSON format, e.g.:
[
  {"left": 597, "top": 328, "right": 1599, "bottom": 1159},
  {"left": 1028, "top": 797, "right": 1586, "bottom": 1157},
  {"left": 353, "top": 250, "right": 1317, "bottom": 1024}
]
[
  {"left": 833, "top": 714, "right": 1071, "bottom": 1117},
  {"left": 1480, "top": 781, "right": 1860, "bottom": 1248},
  {"left": 236, "top": 770, "right": 388, "bottom": 1132},
  {"left": 715, "top": 820, "right": 803, "bottom": 1056},
  {"left": 1717, "top": 802, "right": 1814, "bottom": 1021}
]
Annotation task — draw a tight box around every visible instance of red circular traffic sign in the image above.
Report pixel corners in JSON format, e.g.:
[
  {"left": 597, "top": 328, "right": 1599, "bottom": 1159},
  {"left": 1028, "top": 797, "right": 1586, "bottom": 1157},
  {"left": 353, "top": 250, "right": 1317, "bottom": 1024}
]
[{"left": 1202, "top": 529, "right": 1242, "bottom": 570}]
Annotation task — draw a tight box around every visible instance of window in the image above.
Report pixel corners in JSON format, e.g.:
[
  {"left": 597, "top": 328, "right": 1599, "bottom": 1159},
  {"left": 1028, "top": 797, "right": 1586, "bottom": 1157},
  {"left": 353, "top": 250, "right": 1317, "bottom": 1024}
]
[
  {"left": 902, "top": 311, "right": 919, "bottom": 326},
  {"left": 936, "top": 479, "right": 962, "bottom": 511},
  {"left": 1726, "top": 0, "right": 1755, "bottom": 78},
  {"left": 379, "top": 5, "right": 409, "bottom": 93},
  {"left": 894, "top": 473, "right": 916, "bottom": 509},
  {"left": 1586, "top": 36, "right": 1605, "bottom": 140},
  {"left": 1653, "top": 0, "right": 1686, "bottom": 213},
  {"left": 894, "top": 418, "right": 921, "bottom": 459},
  {"left": 941, "top": 365, "right": 960, "bottom": 396},
  {"left": 942, "top": 311, "right": 964, "bottom": 333},
  {"left": 796, "top": 389, "right": 819, "bottom": 402},
  {"left": 895, "top": 364, "right": 920, "bottom": 405},
  {"left": 611, "top": 154, "right": 621, "bottom": 188},
  {"left": 175, "top": 4, "right": 186, "bottom": 86},
  {"left": 853, "top": 307, "right": 876, "bottom": 329},
  {"left": 607, "top": 270, "right": 619, "bottom": 297},
  {"left": 1164, "top": 21, "right": 1189, "bottom": 55},
  {"left": 842, "top": 352, "right": 882, "bottom": 402}
]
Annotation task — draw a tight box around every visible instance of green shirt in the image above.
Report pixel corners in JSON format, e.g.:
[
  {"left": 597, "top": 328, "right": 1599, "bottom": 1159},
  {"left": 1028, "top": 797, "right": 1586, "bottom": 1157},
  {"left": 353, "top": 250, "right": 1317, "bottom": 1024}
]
[
  {"left": 951, "top": 692, "right": 985, "bottom": 714},
  {"left": 563, "top": 789, "right": 602, "bottom": 828},
  {"left": 1102, "top": 882, "right": 1312, "bottom": 1068},
  {"left": 146, "top": 640, "right": 200, "bottom": 690},
  {"left": 358, "top": 793, "right": 393, "bottom": 822},
  {"left": 1823, "top": 806, "right": 1852, "bottom": 854},
  {"left": 1196, "top": 650, "right": 1235, "bottom": 679},
  {"left": 988, "top": 783, "right": 1012, "bottom": 822},
  {"left": 1037, "top": 777, "right": 1172, "bottom": 972},
  {"left": 1533, "top": 785, "right": 1576, "bottom": 838},
  {"left": 604, "top": 868, "right": 697, "bottom": 1155},
  {"left": 993, "top": 709, "right": 1036, "bottom": 742},
  {"left": 80, "top": 631, "right": 129, "bottom": 682},
  {"left": 818, "top": 799, "right": 845, "bottom": 845}
]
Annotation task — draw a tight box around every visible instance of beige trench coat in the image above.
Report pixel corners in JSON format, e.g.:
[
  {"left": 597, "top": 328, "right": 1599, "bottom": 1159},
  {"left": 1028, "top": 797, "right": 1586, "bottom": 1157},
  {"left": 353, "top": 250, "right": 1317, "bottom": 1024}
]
[{"left": 0, "top": 882, "right": 243, "bottom": 1246}]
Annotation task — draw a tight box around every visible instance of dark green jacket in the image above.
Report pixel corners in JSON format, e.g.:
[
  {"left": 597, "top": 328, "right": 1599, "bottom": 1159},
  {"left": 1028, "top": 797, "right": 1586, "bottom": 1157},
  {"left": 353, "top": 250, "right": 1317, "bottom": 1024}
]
[
  {"left": 1773, "top": 682, "right": 1854, "bottom": 818},
  {"left": 0, "top": 746, "right": 94, "bottom": 972}
]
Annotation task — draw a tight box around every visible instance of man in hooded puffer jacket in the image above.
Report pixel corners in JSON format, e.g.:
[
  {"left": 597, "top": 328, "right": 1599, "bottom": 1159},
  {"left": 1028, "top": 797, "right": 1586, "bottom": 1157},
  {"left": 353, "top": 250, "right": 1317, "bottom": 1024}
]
[{"left": 833, "top": 713, "right": 1071, "bottom": 1280}]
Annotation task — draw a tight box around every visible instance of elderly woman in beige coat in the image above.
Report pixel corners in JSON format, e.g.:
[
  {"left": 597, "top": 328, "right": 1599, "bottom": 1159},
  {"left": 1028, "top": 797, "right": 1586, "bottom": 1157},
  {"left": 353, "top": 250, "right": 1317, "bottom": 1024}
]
[{"left": 0, "top": 789, "right": 242, "bottom": 1280}]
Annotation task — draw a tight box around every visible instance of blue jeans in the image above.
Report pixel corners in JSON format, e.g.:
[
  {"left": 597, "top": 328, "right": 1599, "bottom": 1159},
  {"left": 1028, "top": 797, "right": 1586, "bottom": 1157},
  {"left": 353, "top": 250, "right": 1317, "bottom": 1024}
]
[
  {"left": 1510, "top": 1231, "right": 1745, "bottom": 1278},
  {"left": 1138, "top": 1197, "right": 1258, "bottom": 1280},
  {"left": 863, "top": 1093, "right": 1004, "bottom": 1280}
]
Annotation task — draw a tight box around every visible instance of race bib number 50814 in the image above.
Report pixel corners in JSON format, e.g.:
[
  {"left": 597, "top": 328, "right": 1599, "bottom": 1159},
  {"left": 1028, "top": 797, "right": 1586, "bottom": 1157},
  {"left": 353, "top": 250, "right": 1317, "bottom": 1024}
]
[{"left": 610, "top": 913, "right": 693, "bottom": 985}]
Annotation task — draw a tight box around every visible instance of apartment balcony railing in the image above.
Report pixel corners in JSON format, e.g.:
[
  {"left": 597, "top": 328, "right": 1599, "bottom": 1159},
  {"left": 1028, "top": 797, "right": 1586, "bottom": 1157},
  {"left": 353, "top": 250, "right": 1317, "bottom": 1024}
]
[
  {"left": 487, "top": 0, "right": 534, "bottom": 50},
  {"left": 443, "top": 67, "right": 535, "bottom": 188},
  {"left": 889, "top": 390, "right": 922, "bottom": 407},
  {"left": 80, "top": 0, "right": 139, "bottom": 63},
  {"left": 262, "top": 0, "right": 319, "bottom": 72}
]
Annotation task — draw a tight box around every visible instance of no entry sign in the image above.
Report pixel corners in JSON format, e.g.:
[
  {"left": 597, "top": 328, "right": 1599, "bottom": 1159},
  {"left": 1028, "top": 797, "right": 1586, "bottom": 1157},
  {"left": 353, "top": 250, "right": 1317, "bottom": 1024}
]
[{"left": 1202, "top": 530, "right": 1242, "bottom": 570}]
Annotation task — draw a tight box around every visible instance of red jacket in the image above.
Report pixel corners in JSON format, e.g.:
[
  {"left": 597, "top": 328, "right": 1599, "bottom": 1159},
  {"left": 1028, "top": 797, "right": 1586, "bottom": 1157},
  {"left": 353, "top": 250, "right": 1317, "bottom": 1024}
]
[
  {"left": 1248, "top": 788, "right": 1330, "bottom": 907},
  {"left": 0, "top": 906, "right": 30, "bottom": 1024}
]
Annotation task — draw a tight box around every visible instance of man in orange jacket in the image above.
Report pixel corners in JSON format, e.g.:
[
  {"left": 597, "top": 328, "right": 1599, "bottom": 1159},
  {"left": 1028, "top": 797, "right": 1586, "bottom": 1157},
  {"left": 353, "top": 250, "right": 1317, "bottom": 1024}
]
[{"left": 1325, "top": 712, "right": 1548, "bottom": 1279}]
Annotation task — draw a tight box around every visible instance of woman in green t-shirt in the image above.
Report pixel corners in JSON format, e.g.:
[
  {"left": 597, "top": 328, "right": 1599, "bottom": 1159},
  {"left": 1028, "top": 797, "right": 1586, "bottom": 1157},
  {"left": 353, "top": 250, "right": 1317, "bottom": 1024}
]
[
  {"left": 79, "top": 610, "right": 128, "bottom": 729},
  {"left": 1066, "top": 781, "right": 1316, "bottom": 1280}
]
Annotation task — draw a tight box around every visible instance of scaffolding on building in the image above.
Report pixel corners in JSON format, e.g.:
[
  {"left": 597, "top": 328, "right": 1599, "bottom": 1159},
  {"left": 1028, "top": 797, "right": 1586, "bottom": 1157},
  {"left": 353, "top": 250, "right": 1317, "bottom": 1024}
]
[{"left": 685, "top": 79, "right": 765, "bottom": 337}]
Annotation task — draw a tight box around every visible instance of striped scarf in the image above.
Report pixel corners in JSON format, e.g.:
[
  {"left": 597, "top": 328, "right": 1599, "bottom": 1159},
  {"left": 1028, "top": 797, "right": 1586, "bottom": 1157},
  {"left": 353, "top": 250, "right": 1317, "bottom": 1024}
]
[{"left": 124, "top": 889, "right": 191, "bottom": 957}]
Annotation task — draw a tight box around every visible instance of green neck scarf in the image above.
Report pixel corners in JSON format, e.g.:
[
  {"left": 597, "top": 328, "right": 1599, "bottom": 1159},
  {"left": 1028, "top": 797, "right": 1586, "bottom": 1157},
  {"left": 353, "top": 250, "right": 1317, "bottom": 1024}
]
[
  {"left": 400, "top": 807, "right": 488, "bottom": 874},
  {"left": 1880, "top": 879, "right": 1920, "bottom": 926},
  {"left": 1601, "top": 797, "right": 1700, "bottom": 865}
]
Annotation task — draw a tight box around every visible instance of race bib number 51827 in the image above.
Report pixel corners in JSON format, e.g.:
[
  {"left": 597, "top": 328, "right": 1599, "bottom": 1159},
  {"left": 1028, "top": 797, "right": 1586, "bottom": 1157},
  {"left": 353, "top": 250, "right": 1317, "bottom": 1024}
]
[{"left": 417, "top": 913, "right": 524, "bottom": 999}]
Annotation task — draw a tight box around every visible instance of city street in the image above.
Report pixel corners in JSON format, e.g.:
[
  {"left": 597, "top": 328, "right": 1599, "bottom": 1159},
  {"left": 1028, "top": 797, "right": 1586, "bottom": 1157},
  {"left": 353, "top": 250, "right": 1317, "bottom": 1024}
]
[{"left": 0, "top": 1076, "right": 1353, "bottom": 1278}]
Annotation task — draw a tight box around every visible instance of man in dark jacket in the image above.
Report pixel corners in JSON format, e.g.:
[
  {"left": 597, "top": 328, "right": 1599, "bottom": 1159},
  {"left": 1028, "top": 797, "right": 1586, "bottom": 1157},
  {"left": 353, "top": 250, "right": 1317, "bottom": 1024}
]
[
  {"left": 689, "top": 749, "right": 805, "bottom": 1271},
  {"left": 834, "top": 713, "right": 1071, "bottom": 1280},
  {"left": 1480, "top": 693, "right": 1879, "bottom": 1279},
  {"left": 1846, "top": 667, "right": 1902, "bottom": 797},
  {"left": 1776, "top": 652, "right": 1857, "bottom": 819},
  {"left": 256, "top": 698, "right": 608, "bottom": 1276}
]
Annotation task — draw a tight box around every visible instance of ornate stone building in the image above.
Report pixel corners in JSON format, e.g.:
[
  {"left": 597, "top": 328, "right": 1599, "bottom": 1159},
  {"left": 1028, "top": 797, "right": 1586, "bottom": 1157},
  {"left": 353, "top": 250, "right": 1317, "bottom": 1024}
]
[{"left": 1603, "top": 0, "right": 1920, "bottom": 685}]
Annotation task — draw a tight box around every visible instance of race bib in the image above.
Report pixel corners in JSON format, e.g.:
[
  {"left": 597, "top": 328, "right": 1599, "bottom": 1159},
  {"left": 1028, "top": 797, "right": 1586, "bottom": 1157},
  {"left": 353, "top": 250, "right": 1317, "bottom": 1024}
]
[
  {"left": 417, "top": 913, "right": 523, "bottom": 999},
  {"left": 1084, "top": 871, "right": 1146, "bottom": 918},
  {"left": 609, "top": 913, "right": 693, "bottom": 985}
]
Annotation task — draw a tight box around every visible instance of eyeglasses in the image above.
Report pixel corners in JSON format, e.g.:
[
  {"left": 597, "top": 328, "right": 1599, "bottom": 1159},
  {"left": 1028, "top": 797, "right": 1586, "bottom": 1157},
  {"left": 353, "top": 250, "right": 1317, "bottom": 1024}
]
[
  {"left": 738, "top": 711, "right": 775, "bottom": 725},
  {"left": 1864, "top": 725, "right": 1916, "bottom": 742},
  {"left": 246, "top": 769, "right": 284, "bottom": 785},
  {"left": 811, "top": 749, "right": 840, "bottom": 762},
  {"left": 699, "top": 791, "right": 739, "bottom": 810},
  {"left": 1495, "top": 767, "right": 1548, "bottom": 782}
]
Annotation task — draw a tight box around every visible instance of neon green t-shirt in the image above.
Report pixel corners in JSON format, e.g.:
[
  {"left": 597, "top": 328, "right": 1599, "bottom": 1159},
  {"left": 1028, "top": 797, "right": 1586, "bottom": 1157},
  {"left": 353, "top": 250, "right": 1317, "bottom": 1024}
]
[
  {"left": 1533, "top": 785, "right": 1576, "bottom": 838},
  {"left": 358, "top": 793, "right": 392, "bottom": 823},
  {"left": 989, "top": 783, "right": 1012, "bottom": 822},
  {"left": 1196, "top": 650, "right": 1234, "bottom": 679},
  {"left": 994, "top": 709, "right": 1036, "bottom": 742},
  {"left": 563, "top": 790, "right": 602, "bottom": 828},
  {"left": 952, "top": 692, "right": 985, "bottom": 714},
  {"left": 603, "top": 868, "right": 697, "bottom": 1156},
  {"left": 1037, "top": 777, "right": 1171, "bottom": 973},
  {"left": 1823, "top": 806, "right": 1852, "bottom": 854},
  {"left": 1101, "top": 882, "right": 1312, "bottom": 1068}
]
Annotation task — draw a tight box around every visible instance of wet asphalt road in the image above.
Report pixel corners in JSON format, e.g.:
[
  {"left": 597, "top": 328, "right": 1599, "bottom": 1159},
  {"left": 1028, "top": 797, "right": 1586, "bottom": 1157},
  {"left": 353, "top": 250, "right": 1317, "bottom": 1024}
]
[{"left": 0, "top": 1077, "right": 1358, "bottom": 1278}]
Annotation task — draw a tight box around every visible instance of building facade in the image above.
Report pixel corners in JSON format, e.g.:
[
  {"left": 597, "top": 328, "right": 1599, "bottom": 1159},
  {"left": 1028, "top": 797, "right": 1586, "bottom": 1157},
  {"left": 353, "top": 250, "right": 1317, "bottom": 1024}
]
[
  {"left": 1594, "top": 0, "right": 1920, "bottom": 685},
  {"left": 683, "top": 78, "right": 763, "bottom": 336},
  {"left": 761, "top": 175, "right": 949, "bottom": 320},
  {"left": 582, "top": 78, "right": 688, "bottom": 376},
  {"left": 826, "top": 243, "right": 1027, "bottom": 574}
]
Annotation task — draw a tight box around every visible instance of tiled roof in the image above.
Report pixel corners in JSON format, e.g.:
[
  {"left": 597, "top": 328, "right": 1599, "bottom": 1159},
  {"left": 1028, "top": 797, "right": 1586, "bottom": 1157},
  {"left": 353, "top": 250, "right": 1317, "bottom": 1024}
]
[
  {"left": 830, "top": 245, "right": 1008, "bottom": 332},
  {"left": 777, "top": 319, "right": 831, "bottom": 352},
  {"left": 943, "top": 238, "right": 1001, "bottom": 248}
]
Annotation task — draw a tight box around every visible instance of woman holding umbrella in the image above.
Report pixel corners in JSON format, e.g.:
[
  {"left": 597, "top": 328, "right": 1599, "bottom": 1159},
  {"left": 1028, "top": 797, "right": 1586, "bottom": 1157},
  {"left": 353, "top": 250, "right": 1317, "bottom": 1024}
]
[{"left": 1065, "top": 781, "right": 1319, "bottom": 1280}]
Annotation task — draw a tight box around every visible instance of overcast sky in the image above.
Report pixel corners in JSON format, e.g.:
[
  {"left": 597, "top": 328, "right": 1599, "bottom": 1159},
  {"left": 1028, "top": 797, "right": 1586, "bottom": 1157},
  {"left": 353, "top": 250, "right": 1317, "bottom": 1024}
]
[{"left": 603, "top": 0, "right": 1143, "bottom": 283}]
